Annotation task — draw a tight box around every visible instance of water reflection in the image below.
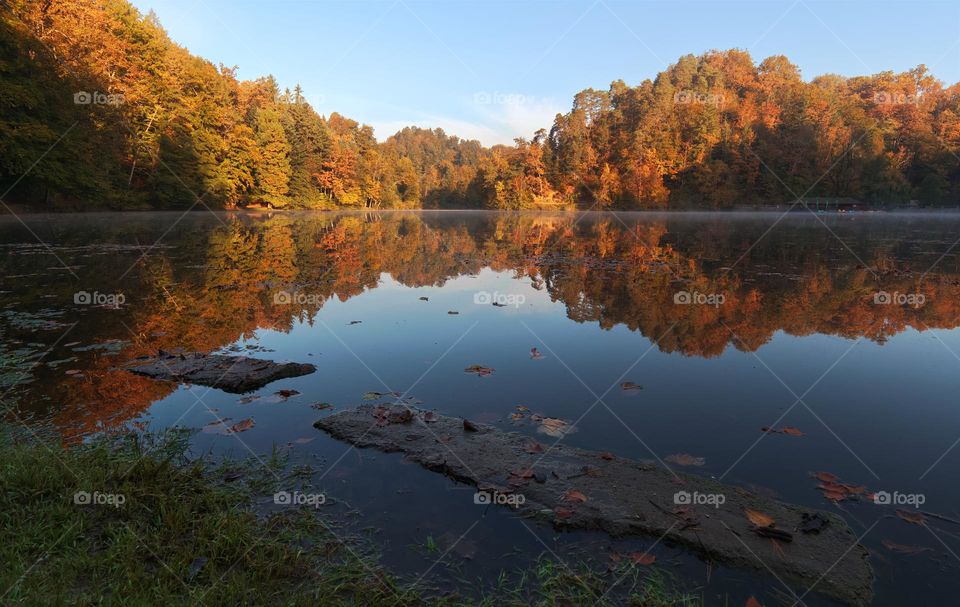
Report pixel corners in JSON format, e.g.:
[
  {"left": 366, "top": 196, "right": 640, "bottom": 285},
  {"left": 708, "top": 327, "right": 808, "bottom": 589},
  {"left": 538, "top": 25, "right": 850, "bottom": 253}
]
[{"left": 2, "top": 210, "right": 959, "bottom": 442}]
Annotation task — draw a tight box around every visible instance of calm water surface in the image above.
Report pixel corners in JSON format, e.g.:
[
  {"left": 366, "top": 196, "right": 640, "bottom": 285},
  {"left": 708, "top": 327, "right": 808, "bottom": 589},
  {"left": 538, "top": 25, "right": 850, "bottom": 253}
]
[{"left": 3, "top": 210, "right": 960, "bottom": 605}]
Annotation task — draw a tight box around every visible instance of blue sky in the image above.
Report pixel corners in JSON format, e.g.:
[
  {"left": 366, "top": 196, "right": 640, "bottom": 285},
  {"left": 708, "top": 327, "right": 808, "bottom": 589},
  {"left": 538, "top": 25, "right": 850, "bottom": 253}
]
[{"left": 129, "top": 0, "right": 960, "bottom": 146}]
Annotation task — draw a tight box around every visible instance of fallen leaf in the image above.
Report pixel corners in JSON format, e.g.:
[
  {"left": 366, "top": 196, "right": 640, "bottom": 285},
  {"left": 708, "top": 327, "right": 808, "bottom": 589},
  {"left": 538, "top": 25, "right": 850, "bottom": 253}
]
[
  {"left": 744, "top": 508, "right": 775, "bottom": 528},
  {"left": 464, "top": 364, "right": 494, "bottom": 377},
  {"left": 348, "top": 320, "right": 362, "bottom": 325},
  {"left": 781, "top": 426, "right": 804, "bottom": 437},
  {"left": 620, "top": 381, "right": 644, "bottom": 393},
  {"left": 227, "top": 418, "right": 255, "bottom": 434},
  {"left": 882, "top": 539, "right": 932, "bottom": 555},
  {"left": 201, "top": 419, "right": 232, "bottom": 434},
  {"left": 554, "top": 506, "right": 574, "bottom": 519},
  {"left": 537, "top": 417, "right": 576, "bottom": 438},
  {"left": 599, "top": 452, "right": 615, "bottom": 461},
  {"left": 447, "top": 310, "right": 459, "bottom": 315},
  {"left": 814, "top": 471, "right": 839, "bottom": 483},
  {"left": 895, "top": 509, "right": 926, "bottom": 526},
  {"left": 665, "top": 453, "right": 705, "bottom": 467},
  {"left": 419, "top": 296, "right": 429, "bottom": 301},
  {"left": 562, "top": 489, "right": 588, "bottom": 503},
  {"left": 627, "top": 552, "right": 656, "bottom": 565}
]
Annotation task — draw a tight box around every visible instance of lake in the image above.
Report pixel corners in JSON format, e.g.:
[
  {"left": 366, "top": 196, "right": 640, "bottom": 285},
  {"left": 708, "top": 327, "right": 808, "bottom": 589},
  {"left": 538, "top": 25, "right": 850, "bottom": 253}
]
[{"left": 2, "top": 209, "right": 960, "bottom": 605}]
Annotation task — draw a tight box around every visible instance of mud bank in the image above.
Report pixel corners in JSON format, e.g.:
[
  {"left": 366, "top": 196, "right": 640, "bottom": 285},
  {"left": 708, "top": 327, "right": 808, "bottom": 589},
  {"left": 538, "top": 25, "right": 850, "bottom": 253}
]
[
  {"left": 125, "top": 350, "right": 316, "bottom": 393},
  {"left": 315, "top": 405, "right": 873, "bottom": 606}
]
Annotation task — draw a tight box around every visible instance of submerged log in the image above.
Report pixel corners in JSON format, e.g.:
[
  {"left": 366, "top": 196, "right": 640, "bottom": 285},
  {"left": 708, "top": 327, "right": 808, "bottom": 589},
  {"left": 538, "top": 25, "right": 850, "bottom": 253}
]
[
  {"left": 315, "top": 405, "right": 873, "bottom": 606},
  {"left": 125, "top": 350, "right": 315, "bottom": 393}
]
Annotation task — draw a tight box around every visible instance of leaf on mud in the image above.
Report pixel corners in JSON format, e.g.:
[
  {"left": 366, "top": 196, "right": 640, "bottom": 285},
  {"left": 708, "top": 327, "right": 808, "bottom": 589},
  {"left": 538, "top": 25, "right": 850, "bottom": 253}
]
[
  {"left": 523, "top": 441, "right": 544, "bottom": 454},
  {"left": 464, "top": 364, "right": 494, "bottom": 377},
  {"left": 744, "top": 508, "right": 775, "bottom": 528},
  {"left": 537, "top": 417, "right": 576, "bottom": 438},
  {"left": 895, "top": 509, "right": 926, "bottom": 526},
  {"left": 599, "top": 452, "right": 615, "bottom": 460},
  {"left": 530, "top": 347, "right": 543, "bottom": 360},
  {"left": 227, "top": 418, "right": 255, "bottom": 434},
  {"left": 562, "top": 489, "right": 588, "bottom": 503},
  {"left": 627, "top": 552, "right": 656, "bottom": 565},
  {"left": 780, "top": 426, "right": 804, "bottom": 436},
  {"left": 882, "top": 539, "right": 931, "bottom": 555},
  {"left": 665, "top": 453, "right": 705, "bottom": 467},
  {"left": 554, "top": 506, "right": 574, "bottom": 519},
  {"left": 620, "top": 381, "right": 644, "bottom": 393}
]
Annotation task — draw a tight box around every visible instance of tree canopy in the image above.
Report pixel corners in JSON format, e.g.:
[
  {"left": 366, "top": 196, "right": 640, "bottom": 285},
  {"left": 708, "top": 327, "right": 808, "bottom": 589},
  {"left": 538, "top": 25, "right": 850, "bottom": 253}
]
[{"left": 2, "top": 1, "right": 958, "bottom": 209}]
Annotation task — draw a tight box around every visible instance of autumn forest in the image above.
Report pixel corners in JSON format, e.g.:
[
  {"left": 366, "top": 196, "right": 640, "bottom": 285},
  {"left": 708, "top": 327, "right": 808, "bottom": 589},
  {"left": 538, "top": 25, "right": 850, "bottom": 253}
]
[{"left": 3, "top": 0, "right": 960, "bottom": 211}]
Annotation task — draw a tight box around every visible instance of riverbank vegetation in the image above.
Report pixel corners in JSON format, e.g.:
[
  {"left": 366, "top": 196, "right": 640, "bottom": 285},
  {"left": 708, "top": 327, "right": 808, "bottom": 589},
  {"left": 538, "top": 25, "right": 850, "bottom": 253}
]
[
  {"left": 2, "top": 0, "right": 959, "bottom": 211},
  {"left": 0, "top": 421, "right": 699, "bottom": 606}
]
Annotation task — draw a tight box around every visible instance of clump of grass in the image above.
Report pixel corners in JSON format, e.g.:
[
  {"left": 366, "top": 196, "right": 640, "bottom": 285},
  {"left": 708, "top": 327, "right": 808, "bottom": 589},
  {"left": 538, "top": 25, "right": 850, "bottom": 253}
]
[{"left": 0, "top": 426, "right": 407, "bottom": 606}]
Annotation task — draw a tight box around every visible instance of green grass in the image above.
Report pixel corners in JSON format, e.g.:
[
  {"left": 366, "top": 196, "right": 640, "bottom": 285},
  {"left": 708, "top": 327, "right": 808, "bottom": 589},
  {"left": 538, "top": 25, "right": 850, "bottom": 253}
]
[{"left": 0, "top": 423, "right": 700, "bottom": 606}]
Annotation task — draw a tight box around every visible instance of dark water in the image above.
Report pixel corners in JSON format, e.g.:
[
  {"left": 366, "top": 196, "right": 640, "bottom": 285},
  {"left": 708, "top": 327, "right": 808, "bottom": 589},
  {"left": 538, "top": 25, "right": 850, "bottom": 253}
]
[{"left": 3, "top": 209, "right": 960, "bottom": 605}]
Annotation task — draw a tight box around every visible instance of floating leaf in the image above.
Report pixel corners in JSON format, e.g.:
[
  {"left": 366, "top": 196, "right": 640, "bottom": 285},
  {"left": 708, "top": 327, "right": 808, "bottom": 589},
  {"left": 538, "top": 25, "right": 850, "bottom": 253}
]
[
  {"left": 311, "top": 402, "right": 333, "bottom": 410},
  {"left": 620, "top": 381, "right": 643, "bottom": 393},
  {"left": 563, "top": 489, "right": 588, "bottom": 503},
  {"left": 627, "top": 552, "right": 656, "bottom": 565},
  {"left": 348, "top": 320, "right": 362, "bottom": 325},
  {"left": 882, "top": 539, "right": 931, "bottom": 555},
  {"left": 895, "top": 509, "right": 926, "bottom": 526},
  {"left": 419, "top": 296, "right": 429, "bottom": 301},
  {"left": 464, "top": 364, "right": 494, "bottom": 377},
  {"left": 780, "top": 426, "right": 804, "bottom": 436},
  {"left": 814, "top": 471, "right": 839, "bottom": 483},
  {"left": 665, "top": 453, "right": 705, "bottom": 467},
  {"left": 530, "top": 347, "right": 543, "bottom": 360},
  {"left": 227, "top": 418, "right": 255, "bottom": 434},
  {"left": 744, "top": 508, "right": 775, "bottom": 528}
]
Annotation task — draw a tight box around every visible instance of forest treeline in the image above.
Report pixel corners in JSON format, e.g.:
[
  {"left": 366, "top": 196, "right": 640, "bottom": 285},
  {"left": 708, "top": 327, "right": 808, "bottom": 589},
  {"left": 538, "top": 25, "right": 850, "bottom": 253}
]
[{"left": 3, "top": 0, "right": 960, "bottom": 210}]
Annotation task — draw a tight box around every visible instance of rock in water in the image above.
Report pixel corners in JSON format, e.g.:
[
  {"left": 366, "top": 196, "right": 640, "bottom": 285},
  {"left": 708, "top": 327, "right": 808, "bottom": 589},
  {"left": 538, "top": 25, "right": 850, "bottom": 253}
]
[
  {"left": 125, "top": 350, "right": 315, "bottom": 393},
  {"left": 315, "top": 404, "right": 873, "bottom": 606}
]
